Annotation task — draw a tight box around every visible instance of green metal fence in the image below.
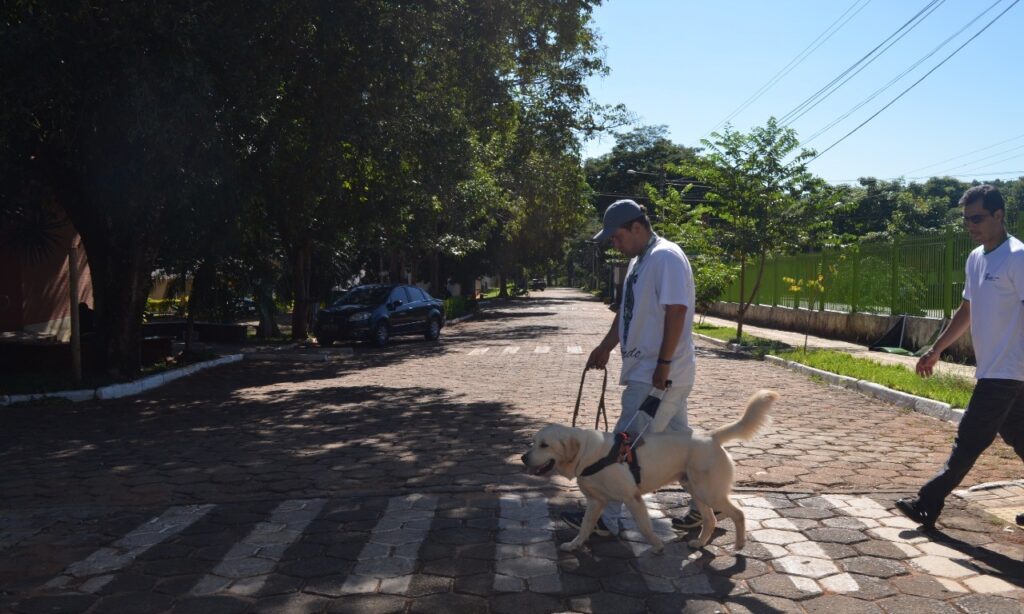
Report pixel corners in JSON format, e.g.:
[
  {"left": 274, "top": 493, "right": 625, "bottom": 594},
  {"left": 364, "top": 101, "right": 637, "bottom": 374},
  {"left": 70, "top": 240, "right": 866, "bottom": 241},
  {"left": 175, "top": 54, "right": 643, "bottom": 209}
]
[{"left": 723, "top": 223, "right": 1020, "bottom": 319}]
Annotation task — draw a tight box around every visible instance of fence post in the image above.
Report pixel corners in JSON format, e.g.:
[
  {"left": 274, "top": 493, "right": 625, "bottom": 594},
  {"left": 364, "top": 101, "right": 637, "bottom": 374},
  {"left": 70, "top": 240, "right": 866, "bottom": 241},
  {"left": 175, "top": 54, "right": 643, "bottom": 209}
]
[
  {"left": 772, "top": 256, "right": 778, "bottom": 308},
  {"left": 890, "top": 239, "right": 899, "bottom": 316},
  {"left": 943, "top": 228, "right": 954, "bottom": 319}
]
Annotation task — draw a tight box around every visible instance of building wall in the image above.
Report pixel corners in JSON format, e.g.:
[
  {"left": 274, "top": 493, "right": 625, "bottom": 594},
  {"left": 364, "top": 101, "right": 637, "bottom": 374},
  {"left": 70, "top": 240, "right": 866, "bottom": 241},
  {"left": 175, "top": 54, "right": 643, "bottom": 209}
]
[{"left": 0, "top": 217, "right": 93, "bottom": 340}]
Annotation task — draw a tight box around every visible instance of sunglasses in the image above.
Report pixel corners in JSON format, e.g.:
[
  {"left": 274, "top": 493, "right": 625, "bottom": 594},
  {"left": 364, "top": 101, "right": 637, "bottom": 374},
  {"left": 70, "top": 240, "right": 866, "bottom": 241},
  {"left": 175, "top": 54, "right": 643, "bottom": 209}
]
[{"left": 963, "top": 213, "right": 990, "bottom": 225}]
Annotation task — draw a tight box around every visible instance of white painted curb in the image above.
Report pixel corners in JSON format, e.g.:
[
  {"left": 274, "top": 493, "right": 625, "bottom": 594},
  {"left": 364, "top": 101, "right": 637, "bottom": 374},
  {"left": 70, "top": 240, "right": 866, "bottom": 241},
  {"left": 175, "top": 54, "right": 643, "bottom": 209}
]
[
  {"left": 763, "top": 354, "right": 963, "bottom": 424},
  {"left": 1, "top": 354, "right": 243, "bottom": 406}
]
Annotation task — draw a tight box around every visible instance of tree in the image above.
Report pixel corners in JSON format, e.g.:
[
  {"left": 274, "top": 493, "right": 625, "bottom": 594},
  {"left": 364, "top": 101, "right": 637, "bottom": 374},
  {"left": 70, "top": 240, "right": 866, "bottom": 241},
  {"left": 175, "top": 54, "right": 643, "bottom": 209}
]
[{"left": 674, "top": 119, "right": 835, "bottom": 340}]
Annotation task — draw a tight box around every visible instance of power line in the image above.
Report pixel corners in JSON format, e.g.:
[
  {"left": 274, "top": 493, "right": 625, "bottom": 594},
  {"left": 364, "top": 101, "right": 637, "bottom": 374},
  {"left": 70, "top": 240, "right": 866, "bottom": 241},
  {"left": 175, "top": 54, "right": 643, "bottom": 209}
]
[
  {"left": 809, "top": 0, "right": 1019, "bottom": 163},
  {"left": 703, "top": 0, "right": 870, "bottom": 136},
  {"left": 780, "top": 0, "right": 945, "bottom": 127},
  {"left": 936, "top": 150, "right": 1024, "bottom": 176},
  {"left": 829, "top": 170, "right": 1024, "bottom": 183},
  {"left": 931, "top": 143, "right": 1024, "bottom": 175},
  {"left": 904, "top": 132, "right": 1024, "bottom": 174},
  {"left": 804, "top": 0, "right": 1005, "bottom": 146}
]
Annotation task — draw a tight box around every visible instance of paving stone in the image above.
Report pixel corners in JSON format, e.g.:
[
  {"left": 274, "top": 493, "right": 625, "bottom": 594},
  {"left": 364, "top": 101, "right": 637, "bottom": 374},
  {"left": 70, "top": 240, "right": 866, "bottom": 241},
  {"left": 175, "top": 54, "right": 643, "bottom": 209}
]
[
  {"left": 772, "top": 555, "right": 840, "bottom": 579},
  {"left": 802, "top": 594, "right": 883, "bottom": 613},
  {"left": 803, "top": 527, "right": 867, "bottom": 544},
  {"left": 725, "top": 594, "right": 802, "bottom": 614},
  {"left": 11, "top": 595, "right": 99, "bottom": 614},
  {"left": 878, "top": 594, "right": 961, "bottom": 614},
  {"left": 601, "top": 572, "right": 651, "bottom": 595},
  {"left": 409, "top": 593, "right": 488, "bottom": 614},
  {"left": 90, "top": 591, "right": 175, "bottom": 613},
  {"left": 890, "top": 575, "right": 967, "bottom": 599},
  {"left": 169, "top": 596, "right": 249, "bottom": 614},
  {"left": 908, "top": 555, "right": 976, "bottom": 579},
  {"left": 840, "top": 555, "right": 908, "bottom": 578},
  {"left": 853, "top": 540, "right": 916, "bottom": 560},
  {"left": 570, "top": 591, "right": 647, "bottom": 614},
  {"left": 961, "top": 574, "right": 1019, "bottom": 594},
  {"left": 646, "top": 594, "right": 727, "bottom": 613},
  {"left": 748, "top": 529, "right": 804, "bottom": 546},
  {"left": 747, "top": 573, "right": 819, "bottom": 601},
  {"left": 249, "top": 592, "right": 331, "bottom": 614},
  {"left": 953, "top": 594, "right": 1024, "bottom": 614},
  {"left": 326, "top": 594, "right": 407, "bottom": 613},
  {"left": 705, "top": 555, "right": 772, "bottom": 580},
  {"left": 491, "top": 592, "right": 562, "bottom": 614},
  {"left": 453, "top": 572, "right": 494, "bottom": 596}
]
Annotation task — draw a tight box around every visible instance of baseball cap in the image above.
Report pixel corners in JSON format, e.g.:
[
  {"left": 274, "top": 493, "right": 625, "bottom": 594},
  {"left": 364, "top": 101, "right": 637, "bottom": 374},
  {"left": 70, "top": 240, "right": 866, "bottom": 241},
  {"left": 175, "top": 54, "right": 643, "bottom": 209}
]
[{"left": 593, "top": 199, "right": 644, "bottom": 241}]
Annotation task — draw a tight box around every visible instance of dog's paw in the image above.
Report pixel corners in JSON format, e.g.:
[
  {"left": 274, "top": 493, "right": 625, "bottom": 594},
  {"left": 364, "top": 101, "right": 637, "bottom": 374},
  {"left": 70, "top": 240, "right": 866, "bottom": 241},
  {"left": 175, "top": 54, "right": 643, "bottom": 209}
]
[
  {"left": 559, "top": 541, "right": 581, "bottom": 552},
  {"left": 687, "top": 539, "right": 704, "bottom": 550},
  {"left": 650, "top": 541, "right": 665, "bottom": 555},
  {"left": 733, "top": 540, "right": 746, "bottom": 552}
]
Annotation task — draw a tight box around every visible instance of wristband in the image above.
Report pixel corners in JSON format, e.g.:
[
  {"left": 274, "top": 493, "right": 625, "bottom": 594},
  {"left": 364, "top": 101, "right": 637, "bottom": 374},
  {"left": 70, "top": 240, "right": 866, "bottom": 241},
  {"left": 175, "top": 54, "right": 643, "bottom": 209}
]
[{"left": 657, "top": 358, "right": 672, "bottom": 365}]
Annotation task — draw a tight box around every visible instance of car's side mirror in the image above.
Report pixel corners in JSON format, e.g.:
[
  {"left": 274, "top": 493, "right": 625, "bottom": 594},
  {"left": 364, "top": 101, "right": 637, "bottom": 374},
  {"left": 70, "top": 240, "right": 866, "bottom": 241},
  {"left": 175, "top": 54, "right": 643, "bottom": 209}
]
[{"left": 388, "top": 300, "right": 403, "bottom": 310}]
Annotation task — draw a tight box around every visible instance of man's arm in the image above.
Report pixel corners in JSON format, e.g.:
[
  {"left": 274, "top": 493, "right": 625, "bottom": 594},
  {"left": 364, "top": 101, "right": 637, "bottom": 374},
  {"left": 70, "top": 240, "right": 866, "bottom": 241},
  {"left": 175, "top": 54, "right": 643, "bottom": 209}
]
[
  {"left": 916, "top": 300, "right": 971, "bottom": 377},
  {"left": 653, "top": 305, "right": 687, "bottom": 389},
  {"left": 587, "top": 310, "right": 620, "bottom": 369}
]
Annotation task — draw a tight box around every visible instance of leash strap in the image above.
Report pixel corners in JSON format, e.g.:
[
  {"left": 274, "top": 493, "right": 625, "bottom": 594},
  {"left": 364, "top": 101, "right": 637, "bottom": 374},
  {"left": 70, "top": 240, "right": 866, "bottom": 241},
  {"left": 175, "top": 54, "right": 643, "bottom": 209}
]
[{"left": 571, "top": 366, "right": 609, "bottom": 432}]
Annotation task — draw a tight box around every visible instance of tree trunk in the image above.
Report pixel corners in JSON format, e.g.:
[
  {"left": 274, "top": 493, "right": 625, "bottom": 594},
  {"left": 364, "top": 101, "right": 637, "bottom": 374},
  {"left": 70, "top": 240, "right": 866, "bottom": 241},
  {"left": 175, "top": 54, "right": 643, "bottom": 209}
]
[
  {"left": 255, "top": 276, "right": 280, "bottom": 339},
  {"left": 736, "top": 254, "right": 746, "bottom": 341},
  {"left": 86, "top": 238, "right": 154, "bottom": 376},
  {"left": 289, "top": 239, "right": 312, "bottom": 340},
  {"left": 498, "top": 271, "right": 507, "bottom": 298},
  {"left": 184, "top": 260, "right": 214, "bottom": 356}
]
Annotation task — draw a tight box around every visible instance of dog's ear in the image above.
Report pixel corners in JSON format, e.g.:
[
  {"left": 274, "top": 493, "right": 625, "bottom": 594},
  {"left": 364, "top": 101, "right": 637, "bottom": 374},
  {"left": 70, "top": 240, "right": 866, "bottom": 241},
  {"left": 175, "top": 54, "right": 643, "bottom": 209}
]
[{"left": 559, "top": 433, "right": 581, "bottom": 464}]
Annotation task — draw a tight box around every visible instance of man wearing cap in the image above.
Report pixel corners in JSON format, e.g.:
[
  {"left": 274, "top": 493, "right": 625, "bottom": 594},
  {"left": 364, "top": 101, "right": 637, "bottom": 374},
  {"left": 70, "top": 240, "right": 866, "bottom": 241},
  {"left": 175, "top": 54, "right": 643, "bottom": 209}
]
[{"left": 560, "top": 199, "right": 708, "bottom": 536}]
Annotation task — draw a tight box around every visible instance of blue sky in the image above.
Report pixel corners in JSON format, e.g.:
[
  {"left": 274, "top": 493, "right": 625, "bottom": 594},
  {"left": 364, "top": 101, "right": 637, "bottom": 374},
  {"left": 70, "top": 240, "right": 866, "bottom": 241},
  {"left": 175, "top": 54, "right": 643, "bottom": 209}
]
[{"left": 582, "top": 0, "right": 1024, "bottom": 184}]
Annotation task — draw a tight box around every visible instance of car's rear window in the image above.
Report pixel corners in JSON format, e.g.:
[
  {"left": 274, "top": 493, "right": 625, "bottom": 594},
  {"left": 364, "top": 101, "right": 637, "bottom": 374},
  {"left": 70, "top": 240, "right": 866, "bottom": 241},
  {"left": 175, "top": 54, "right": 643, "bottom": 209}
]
[{"left": 333, "top": 286, "right": 391, "bottom": 306}]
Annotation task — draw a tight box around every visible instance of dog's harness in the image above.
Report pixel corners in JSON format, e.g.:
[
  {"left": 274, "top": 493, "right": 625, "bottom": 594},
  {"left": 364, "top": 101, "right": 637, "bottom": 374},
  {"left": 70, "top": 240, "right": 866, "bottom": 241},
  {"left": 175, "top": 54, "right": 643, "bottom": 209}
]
[
  {"left": 580, "top": 432, "right": 642, "bottom": 484},
  {"left": 572, "top": 366, "right": 672, "bottom": 485}
]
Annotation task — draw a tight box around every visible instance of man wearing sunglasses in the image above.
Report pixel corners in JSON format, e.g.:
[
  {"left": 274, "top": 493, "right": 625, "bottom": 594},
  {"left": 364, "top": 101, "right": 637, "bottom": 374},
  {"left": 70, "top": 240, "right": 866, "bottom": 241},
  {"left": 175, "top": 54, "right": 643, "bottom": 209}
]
[
  {"left": 898, "top": 185, "right": 1024, "bottom": 530},
  {"left": 560, "top": 199, "right": 704, "bottom": 537}
]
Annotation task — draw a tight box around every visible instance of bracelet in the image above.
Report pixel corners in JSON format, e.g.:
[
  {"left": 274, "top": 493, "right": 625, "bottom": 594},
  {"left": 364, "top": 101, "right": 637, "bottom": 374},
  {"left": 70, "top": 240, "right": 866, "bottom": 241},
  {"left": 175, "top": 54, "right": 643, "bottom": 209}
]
[{"left": 657, "top": 358, "right": 672, "bottom": 365}]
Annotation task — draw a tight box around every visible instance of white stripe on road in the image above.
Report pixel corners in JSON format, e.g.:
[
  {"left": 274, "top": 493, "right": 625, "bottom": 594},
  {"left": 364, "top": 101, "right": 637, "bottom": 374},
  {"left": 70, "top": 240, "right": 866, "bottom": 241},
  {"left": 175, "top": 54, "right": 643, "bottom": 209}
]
[
  {"left": 501, "top": 346, "right": 520, "bottom": 355},
  {"left": 191, "top": 498, "right": 326, "bottom": 596},
  {"left": 745, "top": 495, "right": 858, "bottom": 596},
  {"left": 340, "top": 494, "right": 438, "bottom": 595},
  {"left": 493, "top": 494, "right": 561, "bottom": 593},
  {"left": 468, "top": 348, "right": 490, "bottom": 355},
  {"left": 533, "top": 346, "right": 550, "bottom": 354},
  {"left": 45, "top": 504, "right": 215, "bottom": 593},
  {"left": 566, "top": 346, "right": 583, "bottom": 354}
]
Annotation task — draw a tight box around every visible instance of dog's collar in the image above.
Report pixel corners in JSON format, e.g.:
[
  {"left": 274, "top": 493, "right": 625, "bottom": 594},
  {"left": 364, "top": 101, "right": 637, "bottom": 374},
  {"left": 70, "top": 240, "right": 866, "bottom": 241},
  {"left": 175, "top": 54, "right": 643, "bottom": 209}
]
[{"left": 580, "top": 432, "right": 641, "bottom": 484}]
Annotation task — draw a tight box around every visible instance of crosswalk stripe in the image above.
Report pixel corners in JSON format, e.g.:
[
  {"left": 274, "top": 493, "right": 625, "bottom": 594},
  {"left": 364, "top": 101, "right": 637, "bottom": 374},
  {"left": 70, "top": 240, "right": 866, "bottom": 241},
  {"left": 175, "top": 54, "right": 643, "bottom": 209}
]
[
  {"left": 566, "top": 346, "right": 582, "bottom": 354},
  {"left": 468, "top": 348, "right": 490, "bottom": 355},
  {"left": 501, "top": 346, "right": 520, "bottom": 355},
  {"left": 533, "top": 346, "right": 550, "bottom": 354},
  {"left": 191, "top": 498, "right": 325, "bottom": 596},
  {"left": 494, "top": 494, "right": 561, "bottom": 592},
  {"left": 340, "top": 494, "right": 438, "bottom": 595},
  {"left": 44, "top": 504, "right": 215, "bottom": 593}
]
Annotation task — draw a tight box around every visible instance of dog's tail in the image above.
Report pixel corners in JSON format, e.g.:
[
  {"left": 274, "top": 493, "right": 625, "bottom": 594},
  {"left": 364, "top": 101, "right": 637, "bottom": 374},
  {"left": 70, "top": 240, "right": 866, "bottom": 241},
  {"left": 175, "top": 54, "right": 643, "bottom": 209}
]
[{"left": 710, "top": 390, "right": 778, "bottom": 445}]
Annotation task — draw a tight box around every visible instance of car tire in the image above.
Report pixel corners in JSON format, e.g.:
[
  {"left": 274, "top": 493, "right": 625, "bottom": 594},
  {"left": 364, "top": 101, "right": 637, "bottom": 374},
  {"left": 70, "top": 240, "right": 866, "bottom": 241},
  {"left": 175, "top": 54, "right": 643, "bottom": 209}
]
[
  {"left": 424, "top": 316, "right": 441, "bottom": 341},
  {"left": 317, "top": 335, "right": 335, "bottom": 347},
  {"left": 373, "top": 321, "right": 390, "bottom": 347}
]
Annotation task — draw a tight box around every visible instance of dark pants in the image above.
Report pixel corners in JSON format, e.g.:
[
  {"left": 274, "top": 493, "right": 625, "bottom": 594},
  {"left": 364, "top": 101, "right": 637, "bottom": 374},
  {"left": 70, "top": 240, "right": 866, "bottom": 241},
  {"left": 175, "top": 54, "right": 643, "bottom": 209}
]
[{"left": 918, "top": 378, "right": 1024, "bottom": 513}]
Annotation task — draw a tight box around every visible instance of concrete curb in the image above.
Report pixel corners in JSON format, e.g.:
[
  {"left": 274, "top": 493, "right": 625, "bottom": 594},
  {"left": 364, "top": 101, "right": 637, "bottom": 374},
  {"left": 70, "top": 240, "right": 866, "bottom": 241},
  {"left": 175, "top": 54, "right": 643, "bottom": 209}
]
[
  {"left": 693, "top": 333, "right": 744, "bottom": 352},
  {"left": 763, "top": 354, "right": 965, "bottom": 424},
  {"left": 245, "top": 348, "right": 354, "bottom": 362},
  {"left": 447, "top": 312, "right": 476, "bottom": 325},
  {"left": 1, "top": 354, "right": 244, "bottom": 406}
]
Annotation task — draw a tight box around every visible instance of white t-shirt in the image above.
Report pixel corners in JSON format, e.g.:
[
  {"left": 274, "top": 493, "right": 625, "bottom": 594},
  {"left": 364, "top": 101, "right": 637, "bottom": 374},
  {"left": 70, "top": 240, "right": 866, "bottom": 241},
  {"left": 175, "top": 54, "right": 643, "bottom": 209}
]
[
  {"left": 618, "top": 236, "right": 696, "bottom": 387},
  {"left": 963, "top": 235, "right": 1024, "bottom": 381}
]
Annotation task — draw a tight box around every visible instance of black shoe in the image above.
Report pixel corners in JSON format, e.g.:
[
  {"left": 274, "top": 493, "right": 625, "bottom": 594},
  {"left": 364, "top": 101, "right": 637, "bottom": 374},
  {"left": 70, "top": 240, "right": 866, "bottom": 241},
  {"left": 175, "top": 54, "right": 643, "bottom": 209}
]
[
  {"left": 560, "top": 511, "right": 612, "bottom": 536},
  {"left": 671, "top": 509, "right": 722, "bottom": 530},
  {"left": 1016, "top": 512, "right": 1023, "bottom": 526},
  {"left": 895, "top": 497, "right": 939, "bottom": 531}
]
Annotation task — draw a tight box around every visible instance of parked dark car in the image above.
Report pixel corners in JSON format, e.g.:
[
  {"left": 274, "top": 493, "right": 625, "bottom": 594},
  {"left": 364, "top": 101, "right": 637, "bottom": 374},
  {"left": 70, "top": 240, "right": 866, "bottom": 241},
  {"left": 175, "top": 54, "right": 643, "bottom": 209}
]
[
  {"left": 314, "top": 284, "right": 445, "bottom": 347},
  {"left": 530, "top": 278, "right": 547, "bottom": 291}
]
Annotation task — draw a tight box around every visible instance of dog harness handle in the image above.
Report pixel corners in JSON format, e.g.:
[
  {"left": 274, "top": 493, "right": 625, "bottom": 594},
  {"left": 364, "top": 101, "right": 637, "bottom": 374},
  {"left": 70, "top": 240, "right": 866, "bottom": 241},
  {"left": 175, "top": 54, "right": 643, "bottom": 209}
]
[{"left": 571, "top": 366, "right": 609, "bottom": 431}]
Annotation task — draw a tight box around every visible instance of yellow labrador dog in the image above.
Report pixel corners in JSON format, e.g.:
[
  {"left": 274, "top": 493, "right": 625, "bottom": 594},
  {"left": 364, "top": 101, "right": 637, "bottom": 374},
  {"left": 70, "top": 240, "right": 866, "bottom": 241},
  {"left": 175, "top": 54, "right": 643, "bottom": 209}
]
[{"left": 521, "top": 390, "right": 778, "bottom": 553}]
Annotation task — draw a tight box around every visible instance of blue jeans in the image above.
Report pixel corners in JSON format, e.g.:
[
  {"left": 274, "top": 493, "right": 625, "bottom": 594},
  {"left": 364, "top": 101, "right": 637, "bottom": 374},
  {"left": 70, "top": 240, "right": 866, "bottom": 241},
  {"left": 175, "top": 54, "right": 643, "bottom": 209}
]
[
  {"left": 918, "top": 378, "right": 1024, "bottom": 513},
  {"left": 601, "top": 381, "right": 693, "bottom": 532}
]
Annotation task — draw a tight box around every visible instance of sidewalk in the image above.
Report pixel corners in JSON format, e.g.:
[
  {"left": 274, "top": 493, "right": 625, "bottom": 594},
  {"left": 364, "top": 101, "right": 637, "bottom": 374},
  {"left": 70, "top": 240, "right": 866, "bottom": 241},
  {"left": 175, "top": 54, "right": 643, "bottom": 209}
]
[{"left": 699, "top": 314, "right": 976, "bottom": 381}]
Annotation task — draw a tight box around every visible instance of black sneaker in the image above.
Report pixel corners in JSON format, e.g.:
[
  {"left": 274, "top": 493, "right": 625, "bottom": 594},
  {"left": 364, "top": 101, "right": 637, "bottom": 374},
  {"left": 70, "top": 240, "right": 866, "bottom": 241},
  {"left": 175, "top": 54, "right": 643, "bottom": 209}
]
[
  {"left": 895, "top": 497, "right": 939, "bottom": 531},
  {"left": 671, "top": 509, "right": 722, "bottom": 530},
  {"left": 1016, "top": 512, "right": 1023, "bottom": 526},
  {"left": 560, "top": 511, "right": 612, "bottom": 536}
]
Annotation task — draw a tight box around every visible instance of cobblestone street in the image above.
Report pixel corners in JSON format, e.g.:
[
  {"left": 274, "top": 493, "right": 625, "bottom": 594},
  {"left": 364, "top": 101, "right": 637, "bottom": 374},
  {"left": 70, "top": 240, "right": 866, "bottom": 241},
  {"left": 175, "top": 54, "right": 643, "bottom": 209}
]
[{"left": 2, "top": 288, "right": 1022, "bottom": 613}]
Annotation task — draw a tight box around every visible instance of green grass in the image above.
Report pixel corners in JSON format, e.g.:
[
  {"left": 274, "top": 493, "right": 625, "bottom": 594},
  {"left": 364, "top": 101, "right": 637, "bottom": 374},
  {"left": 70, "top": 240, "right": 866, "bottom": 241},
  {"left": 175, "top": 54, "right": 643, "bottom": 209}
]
[
  {"left": 777, "top": 349, "right": 974, "bottom": 408},
  {"left": 694, "top": 322, "right": 974, "bottom": 408}
]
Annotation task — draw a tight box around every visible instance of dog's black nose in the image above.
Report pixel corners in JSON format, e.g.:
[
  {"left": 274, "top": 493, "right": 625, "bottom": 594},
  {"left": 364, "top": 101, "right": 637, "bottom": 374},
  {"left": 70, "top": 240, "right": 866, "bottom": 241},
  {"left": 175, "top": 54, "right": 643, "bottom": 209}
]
[{"left": 520, "top": 453, "right": 528, "bottom": 465}]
